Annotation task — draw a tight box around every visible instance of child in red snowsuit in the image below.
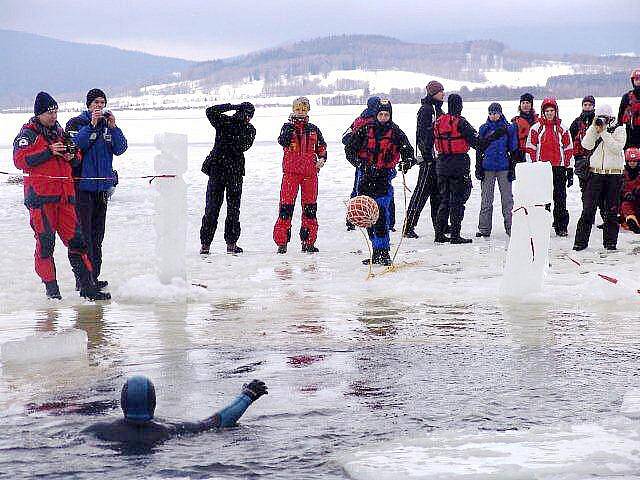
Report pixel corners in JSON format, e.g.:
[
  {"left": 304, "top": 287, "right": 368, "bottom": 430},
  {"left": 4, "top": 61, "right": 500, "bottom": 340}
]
[
  {"left": 621, "top": 147, "right": 640, "bottom": 233},
  {"left": 273, "top": 97, "right": 327, "bottom": 253}
]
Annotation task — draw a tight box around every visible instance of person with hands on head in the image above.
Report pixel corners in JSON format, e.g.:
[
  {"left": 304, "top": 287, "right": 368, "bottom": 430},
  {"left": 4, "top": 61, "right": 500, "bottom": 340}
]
[
  {"left": 525, "top": 97, "right": 574, "bottom": 237},
  {"left": 345, "top": 99, "right": 416, "bottom": 266},
  {"left": 273, "top": 97, "right": 327, "bottom": 254},
  {"left": 573, "top": 104, "right": 627, "bottom": 251},
  {"left": 66, "top": 89, "right": 128, "bottom": 292},
  {"left": 13, "top": 92, "right": 108, "bottom": 301},
  {"left": 475, "top": 102, "right": 517, "bottom": 238},
  {"left": 84, "top": 376, "right": 267, "bottom": 447},
  {"left": 199, "top": 102, "right": 256, "bottom": 255}
]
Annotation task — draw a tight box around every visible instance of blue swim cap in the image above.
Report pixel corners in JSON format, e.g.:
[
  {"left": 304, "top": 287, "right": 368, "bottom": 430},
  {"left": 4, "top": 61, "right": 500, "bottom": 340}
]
[{"left": 121, "top": 375, "right": 156, "bottom": 422}]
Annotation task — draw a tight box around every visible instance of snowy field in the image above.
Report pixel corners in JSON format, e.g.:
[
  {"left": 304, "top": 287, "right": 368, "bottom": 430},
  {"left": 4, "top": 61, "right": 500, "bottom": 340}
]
[{"left": 1, "top": 99, "right": 640, "bottom": 479}]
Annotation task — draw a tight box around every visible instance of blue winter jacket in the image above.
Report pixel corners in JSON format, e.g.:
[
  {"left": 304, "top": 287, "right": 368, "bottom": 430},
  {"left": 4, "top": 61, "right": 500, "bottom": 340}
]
[
  {"left": 66, "top": 111, "right": 128, "bottom": 191},
  {"left": 478, "top": 115, "right": 517, "bottom": 171}
]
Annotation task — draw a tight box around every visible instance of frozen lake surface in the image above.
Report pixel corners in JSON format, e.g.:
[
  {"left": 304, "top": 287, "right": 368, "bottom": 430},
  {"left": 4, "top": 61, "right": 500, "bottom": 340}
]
[{"left": 1, "top": 101, "right": 640, "bottom": 479}]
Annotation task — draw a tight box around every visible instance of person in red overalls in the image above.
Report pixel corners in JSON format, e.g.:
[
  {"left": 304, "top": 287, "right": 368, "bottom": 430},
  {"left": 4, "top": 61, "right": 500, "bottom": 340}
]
[
  {"left": 273, "top": 97, "right": 327, "bottom": 254},
  {"left": 620, "top": 147, "right": 640, "bottom": 234},
  {"left": 13, "top": 92, "right": 110, "bottom": 301}
]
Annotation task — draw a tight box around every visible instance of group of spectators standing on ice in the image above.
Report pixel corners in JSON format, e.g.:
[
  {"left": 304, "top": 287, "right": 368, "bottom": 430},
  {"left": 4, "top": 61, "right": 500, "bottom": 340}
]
[{"left": 11, "top": 68, "right": 640, "bottom": 297}]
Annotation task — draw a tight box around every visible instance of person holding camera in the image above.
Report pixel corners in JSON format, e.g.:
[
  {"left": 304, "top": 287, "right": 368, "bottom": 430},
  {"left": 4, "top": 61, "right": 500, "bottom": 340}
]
[
  {"left": 525, "top": 97, "right": 574, "bottom": 237},
  {"left": 13, "top": 92, "right": 108, "bottom": 300},
  {"left": 199, "top": 102, "right": 256, "bottom": 255},
  {"left": 66, "top": 88, "right": 128, "bottom": 292},
  {"left": 570, "top": 96, "right": 596, "bottom": 192},
  {"left": 573, "top": 105, "right": 626, "bottom": 251}
]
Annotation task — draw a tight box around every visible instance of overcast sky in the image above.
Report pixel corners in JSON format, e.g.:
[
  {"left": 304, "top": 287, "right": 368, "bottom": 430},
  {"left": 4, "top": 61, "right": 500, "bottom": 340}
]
[{"left": 1, "top": 0, "right": 638, "bottom": 60}]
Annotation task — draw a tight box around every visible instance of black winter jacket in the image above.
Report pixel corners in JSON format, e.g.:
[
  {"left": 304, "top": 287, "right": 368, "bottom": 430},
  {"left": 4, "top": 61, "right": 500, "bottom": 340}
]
[
  {"left": 201, "top": 104, "right": 256, "bottom": 176},
  {"left": 416, "top": 95, "right": 444, "bottom": 162}
]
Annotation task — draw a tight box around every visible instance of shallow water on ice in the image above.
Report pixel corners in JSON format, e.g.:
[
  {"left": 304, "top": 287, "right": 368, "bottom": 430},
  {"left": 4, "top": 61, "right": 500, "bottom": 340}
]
[{"left": 0, "top": 103, "right": 639, "bottom": 479}]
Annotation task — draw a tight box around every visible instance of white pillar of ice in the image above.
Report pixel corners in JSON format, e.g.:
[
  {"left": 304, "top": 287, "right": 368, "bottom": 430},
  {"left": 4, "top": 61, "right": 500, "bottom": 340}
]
[
  {"left": 501, "top": 162, "right": 553, "bottom": 297},
  {"left": 154, "top": 133, "right": 188, "bottom": 284}
]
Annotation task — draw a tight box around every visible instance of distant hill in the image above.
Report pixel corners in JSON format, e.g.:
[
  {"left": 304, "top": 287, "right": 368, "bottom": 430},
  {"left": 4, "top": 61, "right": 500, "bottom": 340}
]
[{"left": 0, "top": 29, "right": 195, "bottom": 108}]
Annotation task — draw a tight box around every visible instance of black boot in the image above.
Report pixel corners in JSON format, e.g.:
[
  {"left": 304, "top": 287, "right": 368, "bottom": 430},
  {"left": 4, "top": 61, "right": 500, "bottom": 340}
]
[
  {"left": 377, "top": 249, "right": 392, "bottom": 266},
  {"left": 200, "top": 244, "right": 210, "bottom": 255},
  {"left": 434, "top": 234, "right": 450, "bottom": 243},
  {"left": 277, "top": 245, "right": 287, "bottom": 254},
  {"left": 363, "top": 248, "right": 382, "bottom": 265},
  {"left": 628, "top": 217, "right": 640, "bottom": 234},
  {"left": 450, "top": 235, "right": 472, "bottom": 244},
  {"left": 302, "top": 244, "right": 319, "bottom": 253},
  {"left": 45, "top": 281, "right": 62, "bottom": 300},
  {"left": 226, "top": 243, "right": 243, "bottom": 254},
  {"left": 96, "top": 280, "right": 108, "bottom": 290},
  {"left": 80, "top": 286, "right": 111, "bottom": 301},
  {"left": 403, "top": 227, "right": 419, "bottom": 239}
]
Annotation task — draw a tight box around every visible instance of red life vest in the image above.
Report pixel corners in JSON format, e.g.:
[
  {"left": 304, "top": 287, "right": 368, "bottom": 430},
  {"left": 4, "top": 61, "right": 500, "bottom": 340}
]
[
  {"left": 573, "top": 119, "right": 590, "bottom": 157},
  {"left": 364, "top": 125, "right": 400, "bottom": 169},
  {"left": 434, "top": 114, "right": 469, "bottom": 155},
  {"left": 622, "top": 92, "right": 640, "bottom": 127}
]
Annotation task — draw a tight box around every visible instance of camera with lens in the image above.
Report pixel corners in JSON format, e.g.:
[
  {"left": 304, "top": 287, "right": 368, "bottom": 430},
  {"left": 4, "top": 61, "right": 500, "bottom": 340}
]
[
  {"left": 594, "top": 116, "right": 608, "bottom": 128},
  {"left": 62, "top": 132, "right": 77, "bottom": 155},
  {"left": 101, "top": 108, "right": 112, "bottom": 118}
]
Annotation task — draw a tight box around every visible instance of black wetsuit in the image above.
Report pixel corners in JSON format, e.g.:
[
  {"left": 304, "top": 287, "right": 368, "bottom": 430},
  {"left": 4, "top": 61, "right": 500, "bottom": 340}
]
[{"left": 84, "top": 393, "right": 253, "bottom": 446}]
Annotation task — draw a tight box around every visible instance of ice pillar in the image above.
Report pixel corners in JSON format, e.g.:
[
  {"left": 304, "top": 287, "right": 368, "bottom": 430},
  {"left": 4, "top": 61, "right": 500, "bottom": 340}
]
[
  {"left": 501, "top": 162, "right": 553, "bottom": 297},
  {"left": 154, "top": 133, "right": 188, "bottom": 284}
]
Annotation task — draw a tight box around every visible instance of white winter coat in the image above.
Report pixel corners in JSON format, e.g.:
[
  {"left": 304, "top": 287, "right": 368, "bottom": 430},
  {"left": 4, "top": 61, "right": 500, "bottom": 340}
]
[{"left": 582, "top": 124, "right": 626, "bottom": 171}]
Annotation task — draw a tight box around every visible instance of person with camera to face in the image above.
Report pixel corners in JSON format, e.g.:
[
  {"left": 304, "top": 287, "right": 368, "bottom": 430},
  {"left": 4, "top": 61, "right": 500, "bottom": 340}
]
[
  {"left": 570, "top": 96, "right": 596, "bottom": 192},
  {"left": 66, "top": 89, "right": 128, "bottom": 292},
  {"left": 573, "top": 104, "right": 627, "bottom": 251},
  {"left": 13, "top": 92, "right": 108, "bottom": 300}
]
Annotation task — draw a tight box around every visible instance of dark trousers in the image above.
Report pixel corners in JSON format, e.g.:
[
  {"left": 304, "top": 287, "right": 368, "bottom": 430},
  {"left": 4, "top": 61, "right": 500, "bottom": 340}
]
[
  {"left": 74, "top": 190, "right": 107, "bottom": 281},
  {"left": 551, "top": 166, "right": 570, "bottom": 232},
  {"left": 436, "top": 174, "right": 472, "bottom": 237},
  {"left": 574, "top": 173, "right": 623, "bottom": 248},
  {"left": 406, "top": 162, "right": 440, "bottom": 232},
  {"left": 200, "top": 173, "right": 243, "bottom": 246}
]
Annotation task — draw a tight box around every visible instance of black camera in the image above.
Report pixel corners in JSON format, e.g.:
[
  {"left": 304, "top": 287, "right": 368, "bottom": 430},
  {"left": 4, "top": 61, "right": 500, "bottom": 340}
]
[
  {"left": 594, "top": 116, "right": 608, "bottom": 128},
  {"left": 101, "top": 109, "right": 112, "bottom": 118},
  {"left": 62, "top": 132, "right": 77, "bottom": 155}
]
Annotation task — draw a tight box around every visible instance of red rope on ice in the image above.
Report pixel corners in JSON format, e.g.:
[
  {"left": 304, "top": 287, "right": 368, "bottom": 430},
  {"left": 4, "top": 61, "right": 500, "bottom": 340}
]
[{"left": 567, "top": 256, "right": 640, "bottom": 294}]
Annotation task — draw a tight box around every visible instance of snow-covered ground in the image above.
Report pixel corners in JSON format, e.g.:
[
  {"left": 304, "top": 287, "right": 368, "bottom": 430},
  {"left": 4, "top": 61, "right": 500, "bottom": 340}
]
[{"left": 1, "top": 99, "right": 639, "bottom": 479}]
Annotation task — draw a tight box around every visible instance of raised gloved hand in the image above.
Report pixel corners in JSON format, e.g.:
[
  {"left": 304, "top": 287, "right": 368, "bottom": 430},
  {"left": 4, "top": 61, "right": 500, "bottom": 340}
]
[
  {"left": 242, "top": 379, "right": 268, "bottom": 401},
  {"left": 566, "top": 168, "right": 574, "bottom": 187}
]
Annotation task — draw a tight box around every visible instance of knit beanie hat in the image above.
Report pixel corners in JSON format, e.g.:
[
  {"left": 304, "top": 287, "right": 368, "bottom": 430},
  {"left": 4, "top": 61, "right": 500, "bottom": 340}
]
[
  {"left": 520, "top": 93, "right": 534, "bottom": 104},
  {"left": 488, "top": 102, "right": 502, "bottom": 114},
  {"left": 86, "top": 88, "right": 107, "bottom": 107},
  {"left": 582, "top": 95, "right": 595, "bottom": 106},
  {"left": 426, "top": 80, "right": 444, "bottom": 96},
  {"left": 377, "top": 98, "right": 392, "bottom": 115},
  {"left": 34, "top": 91, "right": 58, "bottom": 116}
]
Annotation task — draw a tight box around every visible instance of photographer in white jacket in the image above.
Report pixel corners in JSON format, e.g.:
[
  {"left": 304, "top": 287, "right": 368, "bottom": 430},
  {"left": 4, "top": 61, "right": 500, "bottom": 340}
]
[{"left": 573, "top": 104, "right": 627, "bottom": 251}]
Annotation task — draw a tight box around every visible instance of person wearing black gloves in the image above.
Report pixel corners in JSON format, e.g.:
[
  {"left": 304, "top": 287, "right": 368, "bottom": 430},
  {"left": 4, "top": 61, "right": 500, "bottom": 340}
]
[
  {"left": 433, "top": 94, "right": 486, "bottom": 244},
  {"left": 573, "top": 104, "right": 626, "bottom": 251},
  {"left": 346, "top": 99, "right": 416, "bottom": 265},
  {"left": 84, "top": 376, "right": 267, "bottom": 447},
  {"left": 475, "top": 103, "right": 518, "bottom": 238},
  {"left": 570, "top": 96, "right": 596, "bottom": 191},
  {"left": 617, "top": 68, "right": 640, "bottom": 149},
  {"left": 200, "top": 102, "right": 256, "bottom": 255},
  {"left": 404, "top": 80, "right": 445, "bottom": 239}
]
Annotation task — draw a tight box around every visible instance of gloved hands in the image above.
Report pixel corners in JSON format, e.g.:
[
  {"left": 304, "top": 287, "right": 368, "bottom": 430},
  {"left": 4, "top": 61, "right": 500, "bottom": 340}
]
[
  {"left": 346, "top": 153, "right": 358, "bottom": 167},
  {"left": 398, "top": 158, "right": 415, "bottom": 174},
  {"left": 316, "top": 157, "right": 326, "bottom": 170},
  {"left": 507, "top": 151, "right": 516, "bottom": 182},
  {"left": 566, "top": 168, "right": 574, "bottom": 187},
  {"left": 488, "top": 126, "right": 508, "bottom": 141},
  {"left": 242, "top": 379, "right": 268, "bottom": 401},
  {"left": 475, "top": 167, "right": 484, "bottom": 181}
]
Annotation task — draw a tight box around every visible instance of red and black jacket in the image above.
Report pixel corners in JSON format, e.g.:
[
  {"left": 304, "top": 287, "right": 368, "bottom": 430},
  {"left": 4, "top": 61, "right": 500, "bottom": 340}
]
[
  {"left": 278, "top": 117, "right": 327, "bottom": 176},
  {"left": 570, "top": 112, "right": 595, "bottom": 158},
  {"left": 13, "top": 118, "right": 81, "bottom": 207}
]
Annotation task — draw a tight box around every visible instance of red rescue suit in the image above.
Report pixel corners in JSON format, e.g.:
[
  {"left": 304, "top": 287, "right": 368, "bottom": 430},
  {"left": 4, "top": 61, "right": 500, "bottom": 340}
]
[
  {"left": 13, "top": 118, "right": 93, "bottom": 284},
  {"left": 620, "top": 165, "right": 640, "bottom": 222},
  {"left": 273, "top": 117, "right": 327, "bottom": 247}
]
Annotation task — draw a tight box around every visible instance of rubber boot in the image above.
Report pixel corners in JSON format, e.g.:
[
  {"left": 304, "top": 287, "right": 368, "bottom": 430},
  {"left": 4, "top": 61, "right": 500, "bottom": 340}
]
[
  {"left": 302, "top": 244, "right": 319, "bottom": 253},
  {"left": 80, "top": 286, "right": 111, "bottom": 301},
  {"left": 45, "top": 281, "right": 62, "bottom": 300},
  {"left": 277, "top": 245, "right": 287, "bottom": 254},
  {"left": 226, "top": 243, "right": 243, "bottom": 254}
]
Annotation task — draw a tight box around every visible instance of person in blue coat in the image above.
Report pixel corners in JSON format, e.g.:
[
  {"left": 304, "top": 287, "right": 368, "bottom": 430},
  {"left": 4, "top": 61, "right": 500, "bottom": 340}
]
[
  {"left": 66, "top": 89, "right": 128, "bottom": 290},
  {"left": 84, "top": 376, "right": 267, "bottom": 448},
  {"left": 474, "top": 102, "right": 517, "bottom": 237}
]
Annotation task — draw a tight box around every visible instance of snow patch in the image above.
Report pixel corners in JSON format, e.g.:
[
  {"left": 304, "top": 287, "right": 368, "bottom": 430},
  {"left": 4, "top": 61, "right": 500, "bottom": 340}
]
[{"left": 117, "top": 274, "right": 206, "bottom": 304}]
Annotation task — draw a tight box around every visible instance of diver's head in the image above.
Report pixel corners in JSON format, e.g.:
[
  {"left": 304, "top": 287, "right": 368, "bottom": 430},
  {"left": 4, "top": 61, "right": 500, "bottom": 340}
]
[{"left": 121, "top": 375, "right": 156, "bottom": 422}]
